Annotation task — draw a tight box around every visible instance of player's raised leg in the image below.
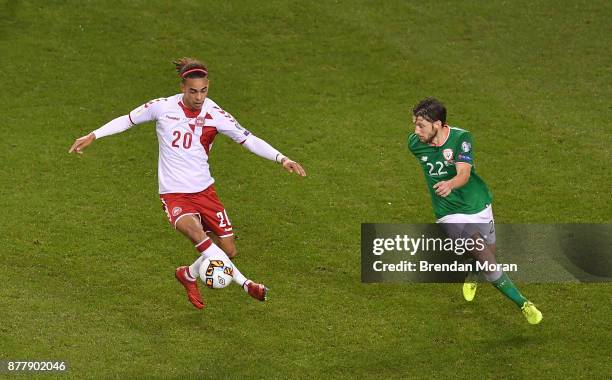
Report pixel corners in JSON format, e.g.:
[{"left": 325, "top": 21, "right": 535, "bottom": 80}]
[
  {"left": 192, "top": 237, "right": 268, "bottom": 301},
  {"left": 210, "top": 234, "right": 237, "bottom": 259},
  {"left": 212, "top": 234, "right": 267, "bottom": 301},
  {"left": 472, "top": 244, "right": 542, "bottom": 324},
  {"left": 176, "top": 215, "right": 267, "bottom": 302}
]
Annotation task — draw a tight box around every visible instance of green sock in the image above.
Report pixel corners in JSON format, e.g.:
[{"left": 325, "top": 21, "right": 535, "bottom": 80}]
[{"left": 491, "top": 272, "right": 528, "bottom": 308}]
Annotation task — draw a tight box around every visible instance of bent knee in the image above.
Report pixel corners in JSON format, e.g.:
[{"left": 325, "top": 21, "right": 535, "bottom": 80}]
[
  {"left": 219, "top": 241, "right": 237, "bottom": 259},
  {"left": 225, "top": 247, "right": 238, "bottom": 259},
  {"left": 215, "top": 236, "right": 237, "bottom": 259}
]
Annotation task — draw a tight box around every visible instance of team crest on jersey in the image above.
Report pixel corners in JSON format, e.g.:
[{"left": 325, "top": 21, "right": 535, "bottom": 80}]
[
  {"left": 195, "top": 116, "right": 206, "bottom": 128},
  {"left": 172, "top": 207, "right": 182, "bottom": 217},
  {"left": 443, "top": 149, "right": 454, "bottom": 161},
  {"left": 421, "top": 156, "right": 428, "bottom": 162},
  {"left": 461, "top": 141, "right": 471, "bottom": 152}
]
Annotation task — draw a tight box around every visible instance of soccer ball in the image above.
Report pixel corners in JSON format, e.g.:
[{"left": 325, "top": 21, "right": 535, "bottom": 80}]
[{"left": 199, "top": 256, "right": 234, "bottom": 289}]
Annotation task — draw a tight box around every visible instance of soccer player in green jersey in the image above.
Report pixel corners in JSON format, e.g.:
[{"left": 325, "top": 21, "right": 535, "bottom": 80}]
[{"left": 407, "top": 97, "right": 542, "bottom": 325}]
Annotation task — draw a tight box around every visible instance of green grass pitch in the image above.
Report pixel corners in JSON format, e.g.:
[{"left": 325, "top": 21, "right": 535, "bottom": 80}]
[{"left": 1, "top": 0, "right": 610, "bottom": 378}]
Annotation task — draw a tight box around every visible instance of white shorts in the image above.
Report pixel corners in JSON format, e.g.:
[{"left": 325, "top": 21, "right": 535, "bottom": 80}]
[{"left": 437, "top": 204, "right": 496, "bottom": 244}]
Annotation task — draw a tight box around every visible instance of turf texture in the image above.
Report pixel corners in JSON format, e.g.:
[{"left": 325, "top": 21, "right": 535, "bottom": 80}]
[{"left": 0, "top": 1, "right": 610, "bottom": 378}]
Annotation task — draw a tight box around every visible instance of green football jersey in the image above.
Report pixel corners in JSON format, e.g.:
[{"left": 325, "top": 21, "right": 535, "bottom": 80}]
[{"left": 408, "top": 126, "right": 492, "bottom": 219}]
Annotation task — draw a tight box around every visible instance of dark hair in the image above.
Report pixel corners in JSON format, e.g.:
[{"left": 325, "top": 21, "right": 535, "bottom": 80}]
[
  {"left": 412, "top": 97, "right": 447, "bottom": 124},
  {"left": 173, "top": 57, "right": 208, "bottom": 81}
]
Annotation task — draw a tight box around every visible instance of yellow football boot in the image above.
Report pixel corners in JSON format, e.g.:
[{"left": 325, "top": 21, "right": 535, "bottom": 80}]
[
  {"left": 521, "top": 301, "right": 543, "bottom": 325},
  {"left": 462, "top": 281, "right": 478, "bottom": 301}
]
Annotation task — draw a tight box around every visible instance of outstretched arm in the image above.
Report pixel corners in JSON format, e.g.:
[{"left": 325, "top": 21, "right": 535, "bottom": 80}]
[
  {"left": 69, "top": 115, "right": 133, "bottom": 154},
  {"left": 242, "top": 135, "right": 306, "bottom": 177},
  {"left": 69, "top": 132, "right": 96, "bottom": 154}
]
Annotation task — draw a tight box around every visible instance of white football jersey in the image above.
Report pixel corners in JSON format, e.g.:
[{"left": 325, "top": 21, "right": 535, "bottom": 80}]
[{"left": 129, "top": 94, "right": 251, "bottom": 194}]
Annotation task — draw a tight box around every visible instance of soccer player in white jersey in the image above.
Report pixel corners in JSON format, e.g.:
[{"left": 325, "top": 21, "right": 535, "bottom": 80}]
[{"left": 69, "top": 58, "right": 306, "bottom": 310}]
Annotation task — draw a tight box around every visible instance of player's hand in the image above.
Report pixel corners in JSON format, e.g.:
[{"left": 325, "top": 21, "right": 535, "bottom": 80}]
[
  {"left": 433, "top": 180, "right": 453, "bottom": 197},
  {"left": 281, "top": 158, "right": 306, "bottom": 177},
  {"left": 69, "top": 133, "right": 96, "bottom": 154}
]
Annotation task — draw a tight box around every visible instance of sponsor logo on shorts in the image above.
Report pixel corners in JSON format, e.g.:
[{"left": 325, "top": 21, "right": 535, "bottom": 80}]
[
  {"left": 172, "top": 207, "right": 182, "bottom": 216},
  {"left": 421, "top": 156, "right": 428, "bottom": 162}
]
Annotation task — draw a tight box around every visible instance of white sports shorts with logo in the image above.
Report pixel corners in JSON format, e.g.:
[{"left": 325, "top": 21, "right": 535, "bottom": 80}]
[{"left": 436, "top": 204, "right": 496, "bottom": 245}]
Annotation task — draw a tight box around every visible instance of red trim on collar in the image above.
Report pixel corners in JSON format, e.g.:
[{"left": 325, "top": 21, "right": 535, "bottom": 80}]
[{"left": 178, "top": 101, "right": 202, "bottom": 118}]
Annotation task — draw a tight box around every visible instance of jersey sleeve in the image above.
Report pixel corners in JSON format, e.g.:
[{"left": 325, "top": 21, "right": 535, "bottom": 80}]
[
  {"left": 407, "top": 133, "right": 419, "bottom": 156},
  {"left": 128, "top": 98, "right": 166, "bottom": 125},
  {"left": 92, "top": 115, "right": 133, "bottom": 139},
  {"left": 455, "top": 131, "right": 474, "bottom": 165},
  {"left": 242, "top": 134, "right": 283, "bottom": 162},
  {"left": 205, "top": 106, "right": 251, "bottom": 144}
]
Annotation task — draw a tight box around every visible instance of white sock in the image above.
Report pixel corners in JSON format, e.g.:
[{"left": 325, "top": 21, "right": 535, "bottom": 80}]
[
  {"left": 189, "top": 241, "right": 250, "bottom": 290},
  {"left": 188, "top": 238, "right": 221, "bottom": 279},
  {"left": 231, "top": 265, "right": 250, "bottom": 292},
  {"left": 188, "top": 254, "right": 207, "bottom": 280}
]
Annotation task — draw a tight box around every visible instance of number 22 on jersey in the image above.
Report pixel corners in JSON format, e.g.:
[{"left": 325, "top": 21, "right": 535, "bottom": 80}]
[{"left": 426, "top": 161, "right": 448, "bottom": 176}]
